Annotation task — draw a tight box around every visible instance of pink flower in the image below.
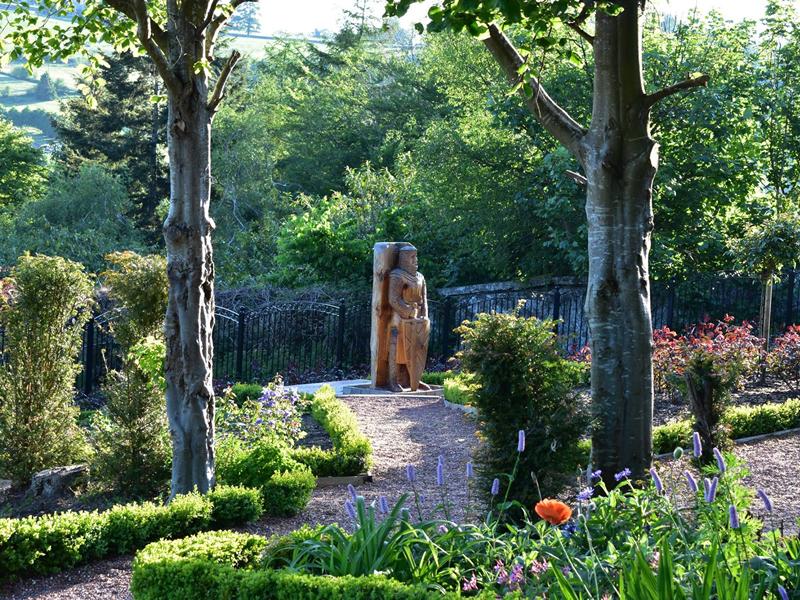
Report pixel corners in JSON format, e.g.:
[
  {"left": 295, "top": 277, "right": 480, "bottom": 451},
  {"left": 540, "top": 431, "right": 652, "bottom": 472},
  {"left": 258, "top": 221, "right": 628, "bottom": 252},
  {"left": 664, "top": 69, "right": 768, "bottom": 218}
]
[{"left": 462, "top": 573, "right": 478, "bottom": 592}]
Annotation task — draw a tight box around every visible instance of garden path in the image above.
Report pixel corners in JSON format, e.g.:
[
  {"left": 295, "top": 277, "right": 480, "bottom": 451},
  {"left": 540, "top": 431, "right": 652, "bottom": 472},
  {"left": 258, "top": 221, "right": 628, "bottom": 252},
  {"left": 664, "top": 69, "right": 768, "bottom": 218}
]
[{"left": 0, "top": 393, "right": 479, "bottom": 599}]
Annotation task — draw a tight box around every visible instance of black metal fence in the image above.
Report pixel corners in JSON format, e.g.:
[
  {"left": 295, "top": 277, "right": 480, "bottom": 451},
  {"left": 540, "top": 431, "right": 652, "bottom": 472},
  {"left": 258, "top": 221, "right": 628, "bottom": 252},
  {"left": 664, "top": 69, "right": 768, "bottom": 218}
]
[{"left": 1, "top": 271, "right": 799, "bottom": 392}]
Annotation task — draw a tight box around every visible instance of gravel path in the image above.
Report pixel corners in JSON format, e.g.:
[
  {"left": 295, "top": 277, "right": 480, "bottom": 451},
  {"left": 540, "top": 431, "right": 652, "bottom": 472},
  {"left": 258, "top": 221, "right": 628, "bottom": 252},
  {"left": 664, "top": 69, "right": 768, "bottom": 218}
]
[{"left": 0, "top": 394, "right": 480, "bottom": 599}]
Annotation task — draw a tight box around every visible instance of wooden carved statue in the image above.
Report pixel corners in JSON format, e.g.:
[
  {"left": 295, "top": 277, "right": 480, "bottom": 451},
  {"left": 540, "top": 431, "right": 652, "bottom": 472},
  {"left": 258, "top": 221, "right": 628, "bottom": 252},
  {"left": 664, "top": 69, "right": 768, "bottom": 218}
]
[{"left": 371, "top": 242, "right": 431, "bottom": 392}]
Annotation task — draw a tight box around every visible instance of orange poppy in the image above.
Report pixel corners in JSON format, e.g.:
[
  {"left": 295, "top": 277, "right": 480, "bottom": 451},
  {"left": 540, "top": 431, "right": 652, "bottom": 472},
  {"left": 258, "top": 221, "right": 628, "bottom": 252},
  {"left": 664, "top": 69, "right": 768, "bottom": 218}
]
[{"left": 535, "top": 499, "right": 572, "bottom": 525}]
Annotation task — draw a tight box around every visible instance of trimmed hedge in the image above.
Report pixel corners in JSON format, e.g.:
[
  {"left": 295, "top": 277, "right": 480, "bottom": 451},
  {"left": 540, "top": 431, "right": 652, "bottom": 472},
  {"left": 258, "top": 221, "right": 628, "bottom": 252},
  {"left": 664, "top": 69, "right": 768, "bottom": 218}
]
[
  {"left": 653, "top": 398, "right": 800, "bottom": 454},
  {"left": 291, "top": 385, "right": 372, "bottom": 477},
  {"left": 0, "top": 486, "right": 262, "bottom": 582},
  {"left": 216, "top": 438, "right": 314, "bottom": 517},
  {"left": 420, "top": 371, "right": 455, "bottom": 386},
  {"left": 131, "top": 530, "right": 493, "bottom": 600},
  {"left": 230, "top": 383, "right": 264, "bottom": 407}
]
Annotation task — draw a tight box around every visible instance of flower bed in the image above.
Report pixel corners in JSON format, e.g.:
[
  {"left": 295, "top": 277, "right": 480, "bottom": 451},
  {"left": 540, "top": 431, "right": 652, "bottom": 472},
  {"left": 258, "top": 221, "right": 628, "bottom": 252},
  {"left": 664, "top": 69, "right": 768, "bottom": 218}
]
[
  {"left": 130, "top": 432, "right": 794, "bottom": 599},
  {"left": 0, "top": 486, "right": 262, "bottom": 582}
]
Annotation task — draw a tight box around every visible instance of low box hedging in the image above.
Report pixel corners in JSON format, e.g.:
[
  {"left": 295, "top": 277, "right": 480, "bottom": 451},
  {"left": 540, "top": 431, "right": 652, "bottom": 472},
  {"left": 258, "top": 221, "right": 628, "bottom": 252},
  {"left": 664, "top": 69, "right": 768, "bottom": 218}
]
[
  {"left": 0, "top": 486, "right": 262, "bottom": 582},
  {"left": 652, "top": 398, "right": 800, "bottom": 454},
  {"left": 420, "top": 371, "right": 455, "bottom": 386},
  {"left": 290, "top": 385, "right": 372, "bottom": 477},
  {"left": 130, "top": 530, "right": 490, "bottom": 600}
]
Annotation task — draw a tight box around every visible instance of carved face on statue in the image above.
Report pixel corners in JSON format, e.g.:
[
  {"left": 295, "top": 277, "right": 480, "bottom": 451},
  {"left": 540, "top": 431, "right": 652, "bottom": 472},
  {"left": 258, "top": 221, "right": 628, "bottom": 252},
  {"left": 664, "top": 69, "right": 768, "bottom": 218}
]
[{"left": 398, "top": 247, "right": 418, "bottom": 275}]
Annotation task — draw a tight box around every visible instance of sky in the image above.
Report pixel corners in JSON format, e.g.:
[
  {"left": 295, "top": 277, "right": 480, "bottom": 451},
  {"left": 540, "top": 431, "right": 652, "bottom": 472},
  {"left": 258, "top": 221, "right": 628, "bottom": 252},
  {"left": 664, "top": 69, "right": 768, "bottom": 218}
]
[{"left": 258, "top": 0, "right": 782, "bottom": 36}]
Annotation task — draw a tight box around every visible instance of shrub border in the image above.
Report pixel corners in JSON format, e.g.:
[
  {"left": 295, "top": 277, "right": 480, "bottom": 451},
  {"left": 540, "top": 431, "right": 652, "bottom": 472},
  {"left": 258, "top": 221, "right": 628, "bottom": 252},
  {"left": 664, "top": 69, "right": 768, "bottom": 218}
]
[
  {"left": 131, "top": 530, "right": 491, "bottom": 600},
  {"left": 290, "top": 385, "right": 373, "bottom": 478},
  {"left": 0, "top": 486, "right": 262, "bottom": 582}
]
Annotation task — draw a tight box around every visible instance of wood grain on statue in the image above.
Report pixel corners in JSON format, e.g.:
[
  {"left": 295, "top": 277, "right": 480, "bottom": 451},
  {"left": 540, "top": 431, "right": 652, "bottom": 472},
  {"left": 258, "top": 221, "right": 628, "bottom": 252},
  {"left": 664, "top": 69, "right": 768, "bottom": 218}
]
[
  {"left": 401, "top": 317, "right": 430, "bottom": 391},
  {"left": 370, "top": 242, "right": 407, "bottom": 387}
]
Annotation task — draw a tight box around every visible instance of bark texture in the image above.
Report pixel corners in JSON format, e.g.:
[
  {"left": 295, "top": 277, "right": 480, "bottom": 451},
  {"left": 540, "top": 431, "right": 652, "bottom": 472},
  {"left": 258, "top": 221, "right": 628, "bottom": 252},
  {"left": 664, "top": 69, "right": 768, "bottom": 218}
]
[
  {"left": 483, "top": 1, "right": 708, "bottom": 483},
  {"left": 162, "top": 4, "right": 216, "bottom": 497}
]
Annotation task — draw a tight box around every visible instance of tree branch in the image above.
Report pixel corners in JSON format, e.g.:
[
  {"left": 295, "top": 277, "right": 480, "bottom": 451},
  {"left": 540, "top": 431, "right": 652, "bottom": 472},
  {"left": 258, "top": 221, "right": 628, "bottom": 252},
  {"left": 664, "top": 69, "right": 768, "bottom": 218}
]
[
  {"left": 483, "top": 23, "right": 586, "bottom": 159},
  {"left": 207, "top": 49, "right": 241, "bottom": 113},
  {"left": 567, "top": 22, "right": 594, "bottom": 44},
  {"left": 565, "top": 170, "right": 588, "bottom": 186},
  {"left": 645, "top": 73, "right": 710, "bottom": 108},
  {"left": 128, "top": 0, "right": 181, "bottom": 94},
  {"left": 104, "top": 0, "right": 169, "bottom": 52},
  {"left": 206, "top": 0, "right": 257, "bottom": 52}
]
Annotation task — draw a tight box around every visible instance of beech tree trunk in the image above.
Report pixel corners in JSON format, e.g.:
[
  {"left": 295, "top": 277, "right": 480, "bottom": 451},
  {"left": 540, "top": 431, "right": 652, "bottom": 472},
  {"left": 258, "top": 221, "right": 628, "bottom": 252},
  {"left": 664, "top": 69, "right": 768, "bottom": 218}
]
[
  {"left": 162, "top": 16, "right": 217, "bottom": 497},
  {"left": 584, "top": 5, "right": 655, "bottom": 484}
]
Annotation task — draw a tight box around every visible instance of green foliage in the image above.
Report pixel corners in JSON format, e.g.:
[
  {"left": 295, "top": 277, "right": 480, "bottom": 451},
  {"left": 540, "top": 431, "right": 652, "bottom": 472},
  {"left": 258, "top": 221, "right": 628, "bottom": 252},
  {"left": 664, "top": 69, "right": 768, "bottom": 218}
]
[
  {"left": 216, "top": 378, "right": 304, "bottom": 445},
  {"left": 420, "top": 371, "right": 454, "bottom": 386},
  {"left": 90, "top": 340, "right": 170, "bottom": 498},
  {"left": 131, "top": 530, "right": 453, "bottom": 600},
  {"left": 456, "top": 309, "right": 589, "bottom": 506},
  {"left": 442, "top": 372, "right": 478, "bottom": 406},
  {"left": 0, "top": 118, "right": 47, "bottom": 213},
  {"left": 102, "top": 251, "right": 168, "bottom": 349},
  {"left": 134, "top": 453, "right": 793, "bottom": 599},
  {"left": 206, "top": 486, "right": 264, "bottom": 529},
  {"left": 216, "top": 437, "right": 314, "bottom": 517},
  {"left": 652, "top": 399, "right": 800, "bottom": 454},
  {"left": 229, "top": 383, "right": 264, "bottom": 406},
  {"left": 53, "top": 52, "right": 169, "bottom": 234},
  {"left": 290, "top": 385, "right": 373, "bottom": 477},
  {"left": 0, "top": 254, "right": 93, "bottom": 485},
  {"left": 0, "top": 163, "right": 144, "bottom": 273},
  {"left": 731, "top": 214, "right": 800, "bottom": 281},
  {"left": 0, "top": 487, "right": 261, "bottom": 582}
]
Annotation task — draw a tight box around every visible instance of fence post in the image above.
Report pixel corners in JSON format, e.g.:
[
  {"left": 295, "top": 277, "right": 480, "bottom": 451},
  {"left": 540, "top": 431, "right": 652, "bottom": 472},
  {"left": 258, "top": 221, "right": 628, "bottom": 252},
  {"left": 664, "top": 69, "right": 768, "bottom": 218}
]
[
  {"left": 83, "top": 316, "right": 96, "bottom": 395},
  {"left": 551, "top": 287, "right": 561, "bottom": 336},
  {"left": 440, "top": 297, "right": 454, "bottom": 358},
  {"left": 235, "top": 309, "right": 246, "bottom": 382},
  {"left": 336, "top": 302, "right": 346, "bottom": 366},
  {"left": 786, "top": 270, "right": 796, "bottom": 327}
]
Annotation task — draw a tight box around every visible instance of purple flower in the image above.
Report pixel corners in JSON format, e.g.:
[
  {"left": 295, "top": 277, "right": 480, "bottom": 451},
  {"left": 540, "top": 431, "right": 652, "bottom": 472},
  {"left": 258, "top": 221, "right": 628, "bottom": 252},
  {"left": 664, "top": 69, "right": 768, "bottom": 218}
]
[
  {"left": 438, "top": 454, "right": 444, "bottom": 466},
  {"left": 649, "top": 467, "right": 664, "bottom": 494},
  {"left": 517, "top": 430, "right": 526, "bottom": 453},
  {"left": 529, "top": 558, "right": 549, "bottom": 576},
  {"left": 590, "top": 469, "right": 602, "bottom": 481},
  {"left": 713, "top": 447, "right": 726, "bottom": 474},
  {"left": 494, "top": 560, "right": 509, "bottom": 585},
  {"left": 406, "top": 464, "right": 416, "bottom": 483},
  {"left": 462, "top": 574, "right": 478, "bottom": 592},
  {"left": 255, "top": 418, "right": 263, "bottom": 425},
  {"left": 684, "top": 470, "right": 698, "bottom": 493},
  {"left": 614, "top": 468, "right": 631, "bottom": 482},
  {"left": 378, "top": 495, "right": 389, "bottom": 514},
  {"left": 491, "top": 478, "right": 500, "bottom": 496},
  {"left": 438, "top": 524, "right": 448, "bottom": 534},
  {"left": 509, "top": 562, "right": 525, "bottom": 589},
  {"left": 345, "top": 499, "right": 357, "bottom": 520},
  {"left": 704, "top": 477, "right": 719, "bottom": 502},
  {"left": 729, "top": 504, "right": 740, "bottom": 529},
  {"left": 757, "top": 489, "right": 773, "bottom": 513},
  {"left": 577, "top": 487, "right": 593, "bottom": 502},
  {"left": 466, "top": 461, "right": 474, "bottom": 478},
  {"left": 347, "top": 483, "right": 357, "bottom": 502},
  {"left": 692, "top": 431, "right": 702, "bottom": 458},
  {"left": 778, "top": 585, "right": 789, "bottom": 600},
  {"left": 436, "top": 462, "right": 444, "bottom": 486}
]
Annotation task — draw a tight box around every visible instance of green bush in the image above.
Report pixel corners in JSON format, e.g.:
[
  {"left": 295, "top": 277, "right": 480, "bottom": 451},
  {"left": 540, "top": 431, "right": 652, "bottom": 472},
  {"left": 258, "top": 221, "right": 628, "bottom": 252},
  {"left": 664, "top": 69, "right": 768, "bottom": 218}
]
[
  {"left": 130, "top": 531, "right": 469, "bottom": 600},
  {"left": 443, "top": 372, "right": 478, "bottom": 406},
  {"left": 102, "top": 251, "right": 168, "bottom": 350},
  {"left": 290, "top": 385, "right": 372, "bottom": 477},
  {"left": 652, "top": 399, "right": 800, "bottom": 454},
  {"left": 0, "top": 486, "right": 261, "bottom": 582},
  {"left": 420, "top": 371, "right": 455, "bottom": 386},
  {"left": 230, "top": 383, "right": 264, "bottom": 406},
  {"left": 90, "top": 340, "right": 170, "bottom": 498},
  {"left": 0, "top": 254, "right": 93, "bottom": 485},
  {"left": 260, "top": 468, "right": 315, "bottom": 517},
  {"left": 456, "top": 310, "right": 589, "bottom": 508},
  {"left": 216, "top": 437, "right": 314, "bottom": 517}
]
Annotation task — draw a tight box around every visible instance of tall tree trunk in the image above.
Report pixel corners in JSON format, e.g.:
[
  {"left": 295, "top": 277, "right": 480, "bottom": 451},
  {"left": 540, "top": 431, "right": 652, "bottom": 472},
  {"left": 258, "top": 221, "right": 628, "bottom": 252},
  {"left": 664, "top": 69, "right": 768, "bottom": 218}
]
[
  {"left": 163, "top": 62, "right": 216, "bottom": 497},
  {"left": 585, "top": 3, "right": 655, "bottom": 484}
]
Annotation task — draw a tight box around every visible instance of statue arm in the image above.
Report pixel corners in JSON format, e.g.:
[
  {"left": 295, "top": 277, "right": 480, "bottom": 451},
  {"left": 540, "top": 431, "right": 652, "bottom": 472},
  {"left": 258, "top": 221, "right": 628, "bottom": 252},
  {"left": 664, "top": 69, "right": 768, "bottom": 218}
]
[{"left": 389, "top": 273, "right": 415, "bottom": 319}]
